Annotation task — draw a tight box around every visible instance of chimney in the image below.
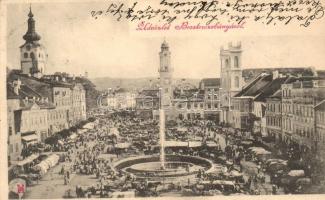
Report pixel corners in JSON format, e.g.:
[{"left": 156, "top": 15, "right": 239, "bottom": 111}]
[
  {"left": 55, "top": 76, "right": 59, "bottom": 81},
  {"left": 62, "top": 77, "right": 66, "bottom": 82},
  {"left": 13, "top": 79, "right": 21, "bottom": 95},
  {"left": 272, "top": 70, "right": 279, "bottom": 80},
  {"left": 32, "top": 96, "right": 36, "bottom": 102},
  {"left": 72, "top": 75, "right": 76, "bottom": 81}
]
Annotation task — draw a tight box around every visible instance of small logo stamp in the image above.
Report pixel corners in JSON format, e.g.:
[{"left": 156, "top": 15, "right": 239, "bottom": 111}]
[{"left": 17, "top": 183, "right": 25, "bottom": 194}]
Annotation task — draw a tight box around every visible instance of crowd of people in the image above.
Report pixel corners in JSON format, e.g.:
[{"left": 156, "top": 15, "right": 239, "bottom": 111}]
[{"left": 14, "top": 109, "right": 319, "bottom": 198}]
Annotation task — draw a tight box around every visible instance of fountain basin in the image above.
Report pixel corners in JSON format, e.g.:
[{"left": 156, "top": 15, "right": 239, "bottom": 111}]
[{"left": 114, "top": 154, "right": 213, "bottom": 179}]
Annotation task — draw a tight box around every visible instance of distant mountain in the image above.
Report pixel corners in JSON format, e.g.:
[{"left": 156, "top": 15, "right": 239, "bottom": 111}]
[{"left": 90, "top": 77, "right": 201, "bottom": 91}]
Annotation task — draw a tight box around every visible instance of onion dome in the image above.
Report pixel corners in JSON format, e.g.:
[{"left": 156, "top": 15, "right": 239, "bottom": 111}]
[{"left": 23, "top": 6, "right": 41, "bottom": 43}]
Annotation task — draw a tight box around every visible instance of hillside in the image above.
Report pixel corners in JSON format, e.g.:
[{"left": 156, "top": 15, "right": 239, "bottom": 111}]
[{"left": 91, "top": 77, "right": 201, "bottom": 91}]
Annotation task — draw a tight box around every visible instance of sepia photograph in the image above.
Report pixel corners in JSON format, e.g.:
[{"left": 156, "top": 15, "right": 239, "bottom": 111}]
[{"left": 2, "top": 0, "right": 325, "bottom": 199}]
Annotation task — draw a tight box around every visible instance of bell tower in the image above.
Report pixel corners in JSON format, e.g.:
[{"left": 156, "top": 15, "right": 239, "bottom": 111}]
[
  {"left": 159, "top": 40, "right": 173, "bottom": 108},
  {"left": 220, "top": 42, "right": 243, "bottom": 124},
  {"left": 20, "top": 6, "right": 47, "bottom": 78}
]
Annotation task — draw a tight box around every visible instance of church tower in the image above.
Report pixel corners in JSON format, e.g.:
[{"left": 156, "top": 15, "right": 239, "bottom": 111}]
[
  {"left": 159, "top": 40, "right": 173, "bottom": 108},
  {"left": 20, "top": 6, "right": 47, "bottom": 78},
  {"left": 219, "top": 42, "right": 243, "bottom": 123}
]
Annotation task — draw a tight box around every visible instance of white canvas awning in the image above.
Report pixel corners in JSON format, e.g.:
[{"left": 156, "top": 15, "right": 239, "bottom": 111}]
[
  {"left": 22, "top": 134, "right": 39, "bottom": 142},
  {"left": 15, "top": 154, "right": 39, "bottom": 166}
]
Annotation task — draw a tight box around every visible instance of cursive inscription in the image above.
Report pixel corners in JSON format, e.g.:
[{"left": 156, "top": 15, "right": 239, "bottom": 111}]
[{"left": 90, "top": 0, "right": 324, "bottom": 28}]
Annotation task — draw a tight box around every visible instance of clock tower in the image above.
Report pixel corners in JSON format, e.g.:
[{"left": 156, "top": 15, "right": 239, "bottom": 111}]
[
  {"left": 20, "top": 7, "right": 47, "bottom": 78},
  {"left": 159, "top": 40, "right": 173, "bottom": 109}
]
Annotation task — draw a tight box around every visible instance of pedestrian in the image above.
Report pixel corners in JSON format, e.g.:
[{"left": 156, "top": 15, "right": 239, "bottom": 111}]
[
  {"left": 272, "top": 184, "right": 277, "bottom": 195},
  {"left": 64, "top": 174, "right": 67, "bottom": 185}
]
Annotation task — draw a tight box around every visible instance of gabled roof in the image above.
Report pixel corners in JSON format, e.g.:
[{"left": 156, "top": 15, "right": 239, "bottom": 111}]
[
  {"left": 315, "top": 100, "right": 325, "bottom": 111},
  {"left": 8, "top": 72, "right": 54, "bottom": 101},
  {"left": 254, "top": 76, "right": 293, "bottom": 102},
  {"left": 235, "top": 73, "right": 272, "bottom": 97}
]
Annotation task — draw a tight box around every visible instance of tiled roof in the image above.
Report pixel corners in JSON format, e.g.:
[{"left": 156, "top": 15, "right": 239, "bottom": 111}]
[
  {"left": 8, "top": 72, "right": 54, "bottom": 101},
  {"left": 242, "top": 67, "right": 316, "bottom": 83},
  {"left": 254, "top": 77, "right": 291, "bottom": 102},
  {"left": 315, "top": 100, "right": 325, "bottom": 111},
  {"left": 235, "top": 73, "right": 272, "bottom": 97}
]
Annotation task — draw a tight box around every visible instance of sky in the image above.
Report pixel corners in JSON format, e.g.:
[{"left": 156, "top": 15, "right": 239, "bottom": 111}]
[{"left": 6, "top": 2, "right": 325, "bottom": 79}]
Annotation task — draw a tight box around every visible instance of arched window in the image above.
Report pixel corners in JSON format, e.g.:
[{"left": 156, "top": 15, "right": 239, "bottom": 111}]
[
  {"left": 234, "top": 56, "right": 239, "bottom": 68},
  {"left": 24, "top": 52, "right": 28, "bottom": 58},
  {"left": 225, "top": 59, "right": 230, "bottom": 67},
  {"left": 235, "top": 76, "right": 240, "bottom": 88},
  {"left": 30, "top": 52, "right": 35, "bottom": 59}
]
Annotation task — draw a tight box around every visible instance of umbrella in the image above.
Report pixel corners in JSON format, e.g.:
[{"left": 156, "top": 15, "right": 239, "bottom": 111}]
[
  {"left": 230, "top": 170, "right": 242, "bottom": 177},
  {"left": 288, "top": 170, "right": 305, "bottom": 177},
  {"left": 9, "top": 178, "right": 26, "bottom": 194},
  {"left": 196, "top": 184, "right": 204, "bottom": 190}
]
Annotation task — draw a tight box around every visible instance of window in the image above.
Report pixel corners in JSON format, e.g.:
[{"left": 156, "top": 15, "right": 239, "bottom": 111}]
[
  {"left": 234, "top": 56, "right": 239, "bottom": 68},
  {"left": 235, "top": 76, "right": 239, "bottom": 88},
  {"left": 30, "top": 52, "right": 35, "bottom": 59},
  {"left": 225, "top": 59, "right": 230, "bottom": 67},
  {"left": 24, "top": 52, "right": 28, "bottom": 58},
  {"left": 9, "top": 127, "right": 12, "bottom": 136},
  {"left": 15, "top": 143, "right": 19, "bottom": 152},
  {"left": 9, "top": 144, "right": 13, "bottom": 153}
]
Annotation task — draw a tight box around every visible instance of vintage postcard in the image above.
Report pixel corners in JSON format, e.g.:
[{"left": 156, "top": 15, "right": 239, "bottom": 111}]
[{"left": 1, "top": 0, "right": 325, "bottom": 199}]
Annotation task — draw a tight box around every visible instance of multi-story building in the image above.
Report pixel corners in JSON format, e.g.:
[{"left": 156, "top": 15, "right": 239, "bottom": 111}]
[
  {"left": 315, "top": 100, "right": 325, "bottom": 163},
  {"left": 6, "top": 8, "right": 87, "bottom": 164},
  {"left": 285, "top": 79, "right": 325, "bottom": 151},
  {"left": 136, "top": 89, "right": 160, "bottom": 119},
  {"left": 172, "top": 89, "right": 205, "bottom": 120},
  {"left": 265, "top": 90, "right": 282, "bottom": 142},
  {"left": 232, "top": 72, "right": 294, "bottom": 133},
  {"left": 219, "top": 42, "right": 243, "bottom": 125},
  {"left": 105, "top": 88, "right": 136, "bottom": 110},
  {"left": 199, "top": 78, "right": 221, "bottom": 122},
  {"left": 7, "top": 84, "right": 23, "bottom": 162}
]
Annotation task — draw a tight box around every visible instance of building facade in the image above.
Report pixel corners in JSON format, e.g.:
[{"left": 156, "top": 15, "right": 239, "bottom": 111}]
[
  {"left": 286, "top": 80, "right": 325, "bottom": 150},
  {"left": 199, "top": 78, "right": 221, "bottom": 122},
  {"left": 265, "top": 91, "right": 282, "bottom": 142},
  {"left": 7, "top": 8, "right": 88, "bottom": 164},
  {"left": 219, "top": 42, "right": 243, "bottom": 125},
  {"left": 315, "top": 100, "right": 325, "bottom": 163},
  {"left": 105, "top": 88, "right": 136, "bottom": 110}
]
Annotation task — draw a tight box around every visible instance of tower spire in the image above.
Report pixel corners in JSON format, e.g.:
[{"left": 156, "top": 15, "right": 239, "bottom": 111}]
[{"left": 23, "top": 5, "right": 41, "bottom": 43}]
